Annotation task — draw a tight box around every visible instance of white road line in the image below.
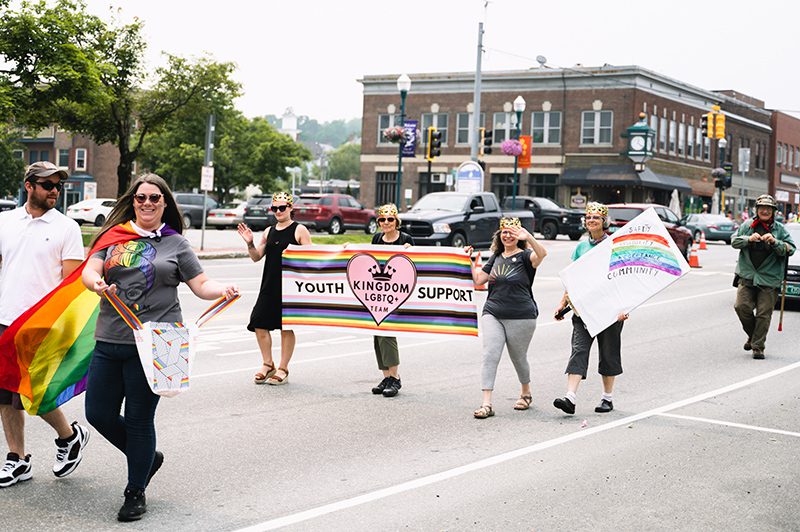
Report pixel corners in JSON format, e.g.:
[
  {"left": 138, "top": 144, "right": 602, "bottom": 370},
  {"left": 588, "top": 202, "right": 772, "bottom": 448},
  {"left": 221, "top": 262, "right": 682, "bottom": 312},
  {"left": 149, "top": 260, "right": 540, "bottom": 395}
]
[
  {"left": 233, "top": 360, "right": 800, "bottom": 532},
  {"left": 656, "top": 413, "right": 800, "bottom": 438},
  {"left": 193, "top": 340, "right": 447, "bottom": 379}
]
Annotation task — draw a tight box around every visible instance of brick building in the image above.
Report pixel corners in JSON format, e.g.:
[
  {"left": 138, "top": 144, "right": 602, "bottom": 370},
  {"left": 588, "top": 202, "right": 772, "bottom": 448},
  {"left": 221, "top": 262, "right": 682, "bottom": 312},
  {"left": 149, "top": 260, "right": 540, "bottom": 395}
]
[
  {"left": 14, "top": 126, "right": 119, "bottom": 207},
  {"left": 358, "top": 65, "right": 772, "bottom": 215},
  {"left": 769, "top": 111, "right": 800, "bottom": 216}
]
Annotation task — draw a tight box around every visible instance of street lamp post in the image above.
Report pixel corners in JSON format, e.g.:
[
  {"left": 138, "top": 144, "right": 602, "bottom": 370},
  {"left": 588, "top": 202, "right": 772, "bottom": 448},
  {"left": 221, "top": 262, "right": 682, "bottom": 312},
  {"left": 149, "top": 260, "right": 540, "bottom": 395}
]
[
  {"left": 718, "top": 137, "right": 728, "bottom": 215},
  {"left": 511, "top": 95, "right": 526, "bottom": 206},
  {"left": 395, "top": 74, "right": 411, "bottom": 206}
]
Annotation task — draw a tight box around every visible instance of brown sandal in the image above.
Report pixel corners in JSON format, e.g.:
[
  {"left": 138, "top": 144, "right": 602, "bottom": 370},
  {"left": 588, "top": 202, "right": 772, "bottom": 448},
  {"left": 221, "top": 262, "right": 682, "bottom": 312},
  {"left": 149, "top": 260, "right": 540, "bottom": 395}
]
[
  {"left": 254, "top": 363, "right": 276, "bottom": 384},
  {"left": 473, "top": 404, "right": 494, "bottom": 419},
  {"left": 266, "top": 367, "right": 289, "bottom": 385},
  {"left": 514, "top": 395, "right": 533, "bottom": 411}
]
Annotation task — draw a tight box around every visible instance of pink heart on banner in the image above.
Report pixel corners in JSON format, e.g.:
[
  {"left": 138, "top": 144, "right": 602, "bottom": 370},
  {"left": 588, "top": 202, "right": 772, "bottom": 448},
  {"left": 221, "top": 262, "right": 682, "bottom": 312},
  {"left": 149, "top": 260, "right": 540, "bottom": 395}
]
[{"left": 346, "top": 253, "right": 417, "bottom": 325}]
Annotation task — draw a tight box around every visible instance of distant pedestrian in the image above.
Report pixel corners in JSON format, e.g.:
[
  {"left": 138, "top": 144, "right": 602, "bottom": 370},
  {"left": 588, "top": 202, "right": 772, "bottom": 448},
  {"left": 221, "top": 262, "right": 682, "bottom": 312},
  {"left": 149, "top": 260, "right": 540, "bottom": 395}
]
[
  {"left": 731, "top": 194, "right": 795, "bottom": 359},
  {"left": 0, "top": 161, "right": 90, "bottom": 488},
  {"left": 238, "top": 192, "right": 312, "bottom": 385},
  {"left": 553, "top": 202, "right": 629, "bottom": 415},
  {"left": 82, "top": 173, "right": 238, "bottom": 521},
  {"left": 470, "top": 217, "right": 547, "bottom": 419},
  {"left": 369, "top": 204, "right": 414, "bottom": 398}
]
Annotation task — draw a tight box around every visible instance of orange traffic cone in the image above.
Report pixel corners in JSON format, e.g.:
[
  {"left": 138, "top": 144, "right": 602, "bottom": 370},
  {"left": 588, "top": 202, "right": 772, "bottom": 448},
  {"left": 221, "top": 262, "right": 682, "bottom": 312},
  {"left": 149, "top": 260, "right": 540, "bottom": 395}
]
[
  {"left": 473, "top": 253, "right": 487, "bottom": 291},
  {"left": 699, "top": 230, "right": 708, "bottom": 250},
  {"left": 688, "top": 242, "right": 702, "bottom": 268}
]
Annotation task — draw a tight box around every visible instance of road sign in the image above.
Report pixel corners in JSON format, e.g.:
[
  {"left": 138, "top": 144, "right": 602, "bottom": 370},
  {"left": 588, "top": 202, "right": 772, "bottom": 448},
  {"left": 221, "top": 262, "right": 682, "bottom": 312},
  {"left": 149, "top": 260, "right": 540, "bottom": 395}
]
[
  {"left": 455, "top": 160, "right": 484, "bottom": 193},
  {"left": 738, "top": 148, "right": 750, "bottom": 173},
  {"left": 201, "top": 166, "right": 214, "bottom": 191}
]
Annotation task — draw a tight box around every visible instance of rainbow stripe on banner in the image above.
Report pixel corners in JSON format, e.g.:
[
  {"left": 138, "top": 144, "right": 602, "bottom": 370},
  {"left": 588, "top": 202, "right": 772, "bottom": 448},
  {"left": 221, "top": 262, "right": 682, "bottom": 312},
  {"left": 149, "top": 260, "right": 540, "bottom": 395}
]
[
  {"left": 609, "top": 233, "right": 682, "bottom": 276},
  {"left": 0, "top": 222, "right": 178, "bottom": 414},
  {"left": 281, "top": 245, "right": 479, "bottom": 337}
]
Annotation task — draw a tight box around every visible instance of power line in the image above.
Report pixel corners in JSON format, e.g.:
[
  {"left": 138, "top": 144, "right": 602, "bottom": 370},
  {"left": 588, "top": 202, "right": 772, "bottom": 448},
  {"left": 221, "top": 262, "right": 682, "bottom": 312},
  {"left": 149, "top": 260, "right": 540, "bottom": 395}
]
[{"left": 484, "top": 47, "right": 790, "bottom": 117}]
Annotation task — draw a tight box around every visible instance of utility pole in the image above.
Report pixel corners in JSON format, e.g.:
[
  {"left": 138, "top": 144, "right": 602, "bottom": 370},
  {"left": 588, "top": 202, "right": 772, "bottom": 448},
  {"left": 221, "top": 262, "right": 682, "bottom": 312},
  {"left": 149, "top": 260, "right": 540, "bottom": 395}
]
[
  {"left": 470, "top": 22, "right": 484, "bottom": 162},
  {"left": 200, "top": 113, "right": 215, "bottom": 251}
]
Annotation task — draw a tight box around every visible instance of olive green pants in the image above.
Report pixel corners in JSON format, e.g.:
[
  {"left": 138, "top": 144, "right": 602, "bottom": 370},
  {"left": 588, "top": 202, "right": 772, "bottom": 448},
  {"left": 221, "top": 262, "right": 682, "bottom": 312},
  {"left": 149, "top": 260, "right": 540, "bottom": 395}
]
[
  {"left": 374, "top": 336, "right": 400, "bottom": 370},
  {"left": 734, "top": 284, "right": 779, "bottom": 352}
]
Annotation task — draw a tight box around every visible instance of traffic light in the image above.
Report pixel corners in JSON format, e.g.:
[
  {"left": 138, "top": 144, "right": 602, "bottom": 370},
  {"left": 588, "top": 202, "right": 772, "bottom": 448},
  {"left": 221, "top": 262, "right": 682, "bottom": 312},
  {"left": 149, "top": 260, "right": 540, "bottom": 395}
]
[
  {"left": 480, "top": 127, "right": 493, "bottom": 155},
  {"left": 426, "top": 127, "right": 442, "bottom": 161},
  {"left": 722, "top": 163, "right": 733, "bottom": 188},
  {"left": 714, "top": 113, "right": 726, "bottom": 140},
  {"left": 700, "top": 112, "right": 715, "bottom": 139}
]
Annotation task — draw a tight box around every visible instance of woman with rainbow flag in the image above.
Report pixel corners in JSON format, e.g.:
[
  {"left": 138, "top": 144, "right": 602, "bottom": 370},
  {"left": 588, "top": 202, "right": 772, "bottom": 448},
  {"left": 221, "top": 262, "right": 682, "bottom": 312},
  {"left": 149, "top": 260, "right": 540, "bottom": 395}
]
[
  {"left": 553, "top": 202, "right": 629, "bottom": 416},
  {"left": 81, "top": 174, "right": 238, "bottom": 522}
]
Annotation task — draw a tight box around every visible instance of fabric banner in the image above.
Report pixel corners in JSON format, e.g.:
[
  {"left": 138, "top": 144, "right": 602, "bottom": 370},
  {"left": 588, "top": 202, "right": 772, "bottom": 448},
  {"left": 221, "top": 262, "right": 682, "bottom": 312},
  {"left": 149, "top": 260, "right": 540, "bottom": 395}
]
[
  {"left": 402, "top": 120, "right": 418, "bottom": 157},
  {"left": 518, "top": 135, "right": 532, "bottom": 168},
  {"left": 558, "top": 208, "right": 690, "bottom": 337},
  {"left": 282, "top": 245, "right": 478, "bottom": 337}
]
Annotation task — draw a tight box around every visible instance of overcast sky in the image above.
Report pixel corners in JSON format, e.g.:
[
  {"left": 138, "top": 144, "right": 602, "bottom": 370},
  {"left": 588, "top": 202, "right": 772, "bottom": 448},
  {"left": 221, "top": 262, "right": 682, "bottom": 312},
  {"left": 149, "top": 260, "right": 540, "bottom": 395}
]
[{"left": 84, "top": 0, "right": 800, "bottom": 123}]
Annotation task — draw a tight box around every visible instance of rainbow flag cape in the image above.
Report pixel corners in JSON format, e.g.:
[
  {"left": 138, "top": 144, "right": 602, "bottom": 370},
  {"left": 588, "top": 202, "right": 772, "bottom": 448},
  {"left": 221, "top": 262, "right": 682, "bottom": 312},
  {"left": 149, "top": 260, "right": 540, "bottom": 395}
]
[{"left": 0, "top": 222, "right": 177, "bottom": 415}]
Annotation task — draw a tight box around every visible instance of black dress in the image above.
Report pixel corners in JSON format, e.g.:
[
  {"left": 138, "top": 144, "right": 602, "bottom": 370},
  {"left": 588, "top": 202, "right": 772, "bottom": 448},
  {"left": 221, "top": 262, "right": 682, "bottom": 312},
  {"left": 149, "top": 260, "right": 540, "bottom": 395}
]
[{"left": 247, "top": 221, "right": 299, "bottom": 331}]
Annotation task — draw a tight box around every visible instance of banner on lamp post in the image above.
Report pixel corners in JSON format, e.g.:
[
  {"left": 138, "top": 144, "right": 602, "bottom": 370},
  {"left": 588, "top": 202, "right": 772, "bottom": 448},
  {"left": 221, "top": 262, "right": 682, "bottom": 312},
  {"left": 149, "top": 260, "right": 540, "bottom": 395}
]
[
  {"left": 518, "top": 135, "right": 532, "bottom": 168},
  {"left": 402, "top": 120, "right": 418, "bottom": 157}
]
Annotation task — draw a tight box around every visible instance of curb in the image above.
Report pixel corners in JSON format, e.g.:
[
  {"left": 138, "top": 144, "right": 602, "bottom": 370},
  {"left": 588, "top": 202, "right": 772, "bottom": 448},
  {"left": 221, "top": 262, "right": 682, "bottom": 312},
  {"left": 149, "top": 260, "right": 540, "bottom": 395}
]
[{"left": 195, "top": 250, "right": 249, "bottom": 260}]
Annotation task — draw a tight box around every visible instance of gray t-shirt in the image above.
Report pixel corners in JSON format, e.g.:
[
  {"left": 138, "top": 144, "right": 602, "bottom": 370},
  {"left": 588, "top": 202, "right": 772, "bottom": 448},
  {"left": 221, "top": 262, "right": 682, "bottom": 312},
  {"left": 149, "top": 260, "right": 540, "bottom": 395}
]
[
  {"left": 481, "top": 249, "right": 538, "bottom": 320},
  {"left": 91, "top": 235, "right": 203, "bottom": 344}
]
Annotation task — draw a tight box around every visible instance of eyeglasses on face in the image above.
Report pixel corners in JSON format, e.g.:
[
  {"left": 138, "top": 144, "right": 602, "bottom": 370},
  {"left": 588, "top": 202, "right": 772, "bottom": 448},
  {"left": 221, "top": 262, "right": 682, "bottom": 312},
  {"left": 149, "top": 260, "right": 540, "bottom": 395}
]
[
  {"left": 377, "top": 217, "right": 396, "bottom": 223},
  {"left": 32, "top": 181, "right": 63, "bottom": 192},
  {"left": 270, "top": 204, "right": 290, "bottom": 212},
  {"left": 133, "top": 193, "right": 163, "bottom": 204}
]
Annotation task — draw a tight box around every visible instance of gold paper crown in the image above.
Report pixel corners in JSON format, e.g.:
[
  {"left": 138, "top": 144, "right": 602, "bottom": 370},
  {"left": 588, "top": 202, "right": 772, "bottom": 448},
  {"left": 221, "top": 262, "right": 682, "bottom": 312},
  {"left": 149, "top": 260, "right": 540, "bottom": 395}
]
[
  {"left": 499, "top": 217, "right": 522, "bottom": 229},
  {"left": 585, "top": 202, "right": 608, "bottom": 217},
  {"left": 376, "top": 204, "right": 399, "bottom": 218},
  {"left": 272, "top": 191, "right": 293, "bottom": 205}
]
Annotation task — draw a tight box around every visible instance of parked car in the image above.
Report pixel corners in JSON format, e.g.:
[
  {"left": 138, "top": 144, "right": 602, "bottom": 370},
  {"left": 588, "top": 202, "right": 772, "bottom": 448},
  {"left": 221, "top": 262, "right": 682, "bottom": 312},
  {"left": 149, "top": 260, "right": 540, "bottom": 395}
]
[
  {"left": 679, "top": 213, "right": 739, "bottom": 244},
  {"left": 400, "top": 191, "right": 534, "bottom": 248},
  {"left": 783, "top": 223, "right": 800, "bottom": 303},
  {"left": 66, "top": 198, "right": 117, "bottom": 226},
  {"left": 502, "top": 195, "right": 585, "bottom": 240},
  {"left": 206, "top": 201, "right": 246, "bottom": 230},
  {"left": 242, "top": 194, "right": 275, "bottom": 231},
  {"left": 174, "top": 192, "right": 218, "bottom": 229},
  {"left": 293, "top": 194, "right": 377, "bottom": 234},
  {"left": 606, "top": 203, "right": 693, "bottom": 261},
  {"left": 0, "top": 198, "right": 17, "bottom": 213}
]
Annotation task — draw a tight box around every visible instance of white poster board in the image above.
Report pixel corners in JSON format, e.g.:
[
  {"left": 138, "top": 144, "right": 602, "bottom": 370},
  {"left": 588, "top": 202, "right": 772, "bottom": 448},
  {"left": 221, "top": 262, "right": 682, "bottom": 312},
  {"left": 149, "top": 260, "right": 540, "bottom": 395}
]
[{"left": 559, "top": 208, "right": 690, "bottom": 337}]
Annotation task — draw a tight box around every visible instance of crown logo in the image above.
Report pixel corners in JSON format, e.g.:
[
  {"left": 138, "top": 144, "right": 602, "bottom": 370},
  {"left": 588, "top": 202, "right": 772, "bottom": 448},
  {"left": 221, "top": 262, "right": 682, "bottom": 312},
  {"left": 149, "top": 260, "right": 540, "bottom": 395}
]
[{"left": 368, "top": 263, "right": 395, "bottom": 281}]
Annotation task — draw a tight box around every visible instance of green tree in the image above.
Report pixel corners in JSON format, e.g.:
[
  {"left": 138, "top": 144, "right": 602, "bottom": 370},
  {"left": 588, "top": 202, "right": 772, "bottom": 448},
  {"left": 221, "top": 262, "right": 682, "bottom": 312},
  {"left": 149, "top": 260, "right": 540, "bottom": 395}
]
[
  {"left": 0, "top": 0, "right": 241, "bottom": 194},
  {"left": 326, "top": 143, "right": 361, "bottom": 182},
  {"left": 0, "top": 126, "right": 25, "bottom": 197}
]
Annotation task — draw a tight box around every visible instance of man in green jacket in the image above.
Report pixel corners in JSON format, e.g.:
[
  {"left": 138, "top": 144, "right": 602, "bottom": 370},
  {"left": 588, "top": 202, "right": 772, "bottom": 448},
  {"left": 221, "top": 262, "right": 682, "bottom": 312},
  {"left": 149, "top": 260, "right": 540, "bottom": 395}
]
[{"left": 731, "top": 194, "right": 796, "bottom": 359}]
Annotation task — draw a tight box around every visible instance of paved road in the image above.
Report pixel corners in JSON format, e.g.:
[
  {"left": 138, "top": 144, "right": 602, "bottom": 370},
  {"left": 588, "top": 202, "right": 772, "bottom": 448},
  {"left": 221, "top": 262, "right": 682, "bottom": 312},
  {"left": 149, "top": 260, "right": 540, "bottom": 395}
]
[{"left": 6, "top": 240, "right": 799, "bottom": 531}]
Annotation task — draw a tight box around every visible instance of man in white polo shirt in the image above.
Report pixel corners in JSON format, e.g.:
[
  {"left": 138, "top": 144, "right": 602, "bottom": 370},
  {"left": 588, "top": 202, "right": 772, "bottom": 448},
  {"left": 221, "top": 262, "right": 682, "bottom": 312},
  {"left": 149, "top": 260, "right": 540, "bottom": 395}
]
[{"left": 0, "top": 161, "right": 91, "bottom": 488}]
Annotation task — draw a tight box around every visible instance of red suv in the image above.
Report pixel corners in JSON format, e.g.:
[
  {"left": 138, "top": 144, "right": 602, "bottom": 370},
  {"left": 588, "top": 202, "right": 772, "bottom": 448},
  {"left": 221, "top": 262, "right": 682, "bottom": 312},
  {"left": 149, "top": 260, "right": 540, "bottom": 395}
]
[
  {"left": 293, "top": 194, "right": 377, "bottom": 234},
  {"left": 606, "top": 203, "right": 694, "bottom": 262}
]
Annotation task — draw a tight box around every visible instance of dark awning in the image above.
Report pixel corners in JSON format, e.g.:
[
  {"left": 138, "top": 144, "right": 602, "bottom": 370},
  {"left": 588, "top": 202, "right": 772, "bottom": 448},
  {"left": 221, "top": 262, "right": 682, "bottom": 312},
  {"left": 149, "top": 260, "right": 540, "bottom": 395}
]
[{"left": 561, "top": 164, "right": 691, "bottom": 194}]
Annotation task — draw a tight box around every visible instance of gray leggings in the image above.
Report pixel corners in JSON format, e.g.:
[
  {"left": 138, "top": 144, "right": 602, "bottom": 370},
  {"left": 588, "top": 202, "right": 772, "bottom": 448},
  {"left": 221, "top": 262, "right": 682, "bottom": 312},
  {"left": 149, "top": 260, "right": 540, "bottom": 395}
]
[{"left": 480, "top": 314, "right": 536, "bottom": 390}]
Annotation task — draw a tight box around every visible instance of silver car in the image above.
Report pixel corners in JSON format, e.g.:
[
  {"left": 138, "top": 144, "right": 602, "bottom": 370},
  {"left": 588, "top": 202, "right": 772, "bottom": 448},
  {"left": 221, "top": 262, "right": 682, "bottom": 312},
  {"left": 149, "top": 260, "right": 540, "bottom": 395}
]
[{"left": 680, "top": 213, "right": 739, "bottom": 244}]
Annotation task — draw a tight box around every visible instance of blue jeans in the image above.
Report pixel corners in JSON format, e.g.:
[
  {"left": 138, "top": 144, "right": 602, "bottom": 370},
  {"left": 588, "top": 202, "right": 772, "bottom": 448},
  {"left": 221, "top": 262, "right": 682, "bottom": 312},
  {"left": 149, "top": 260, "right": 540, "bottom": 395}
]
[{"left": 86, "top": 341, "right": 160, "bottom": 490}]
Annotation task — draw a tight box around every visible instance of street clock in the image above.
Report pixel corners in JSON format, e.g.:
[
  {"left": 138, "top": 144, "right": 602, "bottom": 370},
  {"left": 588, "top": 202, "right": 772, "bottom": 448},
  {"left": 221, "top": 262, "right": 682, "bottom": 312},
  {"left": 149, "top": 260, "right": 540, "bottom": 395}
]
[{"left": 625, "top": 113, "right": 656, "bottom": 172}]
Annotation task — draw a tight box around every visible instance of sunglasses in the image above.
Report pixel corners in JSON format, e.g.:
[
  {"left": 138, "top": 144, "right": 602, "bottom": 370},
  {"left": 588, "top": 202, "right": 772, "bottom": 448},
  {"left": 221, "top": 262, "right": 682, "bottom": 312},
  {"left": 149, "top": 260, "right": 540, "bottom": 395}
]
[
  {"left": 32, "top": 181, "right": 63, "bottom": 192},
  {"left": 585, "top": 215, "right": 603, "bottom": 220},
  {"left": 377, "top": 217, "right": 396, "bottom": 223},
  {"left": 133, "top": 193, "right": 163, "bottom": 204},
  {"left": 270, "top": 204, "right": 290, "bottom": 212}
]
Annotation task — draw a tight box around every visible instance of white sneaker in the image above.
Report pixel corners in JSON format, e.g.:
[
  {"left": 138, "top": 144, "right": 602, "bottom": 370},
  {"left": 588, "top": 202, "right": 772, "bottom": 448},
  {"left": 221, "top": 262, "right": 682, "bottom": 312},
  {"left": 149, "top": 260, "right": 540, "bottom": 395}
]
[
  {"left": 53, "top": 422, "right": 90, "bottom": 478},
  {"left": 0, "top": 453, "right": 32, "bottom": 488}
]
